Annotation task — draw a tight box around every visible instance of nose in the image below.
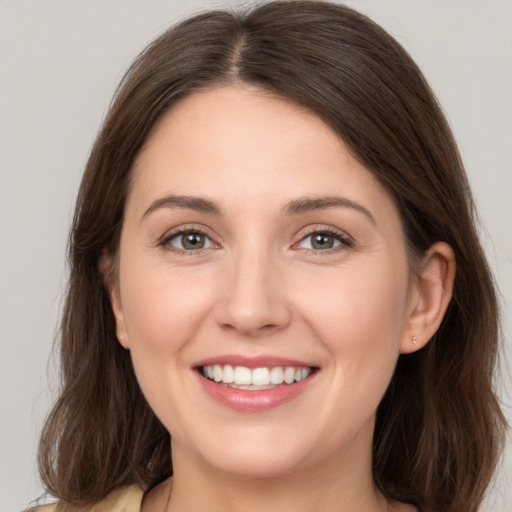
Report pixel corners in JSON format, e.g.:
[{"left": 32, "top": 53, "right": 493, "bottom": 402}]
[{"left": 213, "top": 249, "right": 292, "bottom": 338}]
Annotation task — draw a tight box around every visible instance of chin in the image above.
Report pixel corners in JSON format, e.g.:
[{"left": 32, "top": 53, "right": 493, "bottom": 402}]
[
  {"left": 176, "top": 423, "right": 315, "bottom": 478},
  {"left": 206, "top": 448, "right": 309, "bottom": 479}
]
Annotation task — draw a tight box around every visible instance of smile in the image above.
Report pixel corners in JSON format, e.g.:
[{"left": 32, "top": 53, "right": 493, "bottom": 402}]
[
  {"left": 201, "top": 365, "right": 313, "bottom": 389},
  {"left": 195, "top": 358, "right": 318, "bottom": 412}
]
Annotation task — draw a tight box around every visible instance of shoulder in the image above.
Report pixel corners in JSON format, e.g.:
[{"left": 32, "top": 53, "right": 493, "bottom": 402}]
[
  {"left": 31, "top": 485, "right": 144, "bottom": 512},
  {"left": 89, "top": 485, "right": 144, "bottom": 512}
]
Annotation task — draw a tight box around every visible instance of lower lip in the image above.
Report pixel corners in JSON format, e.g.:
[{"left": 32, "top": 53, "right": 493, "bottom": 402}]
[{"left": 196, "top": 371, "right": 317, "bottom": 412}]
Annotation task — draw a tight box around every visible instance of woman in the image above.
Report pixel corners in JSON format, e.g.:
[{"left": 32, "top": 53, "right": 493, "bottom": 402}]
[{"left": 32, "top": 1, "right": 506, "bottom": 511}]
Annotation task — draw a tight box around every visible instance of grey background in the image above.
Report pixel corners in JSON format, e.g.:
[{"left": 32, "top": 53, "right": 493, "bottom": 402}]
[{"left": 1, "top": 1, "right": 510, "bottom": 510}]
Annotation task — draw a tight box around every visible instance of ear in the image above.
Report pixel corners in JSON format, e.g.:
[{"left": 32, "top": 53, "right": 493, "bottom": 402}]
[
  {"left": 99, "top": 252, "right": 130, "bottom": 349},
  {"left": 401, "top": 242, "right": 456, "bottom": 354}
]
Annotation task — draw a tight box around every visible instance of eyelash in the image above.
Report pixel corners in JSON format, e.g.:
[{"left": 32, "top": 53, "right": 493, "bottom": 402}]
[
  {"left": 158, "top": 226, "right": 353, "bottom": 255},
  {"left": 293, "top": 227, "right": 353, "bottom": 254},
  {"left": 158, "top": 226, "right": 218, "bottom": 255}
]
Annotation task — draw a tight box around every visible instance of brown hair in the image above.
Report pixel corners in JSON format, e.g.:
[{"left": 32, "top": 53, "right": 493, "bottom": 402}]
[{"left": 37, "top": 2, "right": 506, "bottom": 511}]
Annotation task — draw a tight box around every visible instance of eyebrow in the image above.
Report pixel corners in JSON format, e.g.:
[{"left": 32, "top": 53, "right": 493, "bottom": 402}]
[
  {"left": 142, "top": 195, "right": 222, "bottom": 218},
  {"left": 142, "top": 194, "right": 375, "bottom": 225},
  {"left": 284, "top": 196, "right": 376, "bottom": 225}
]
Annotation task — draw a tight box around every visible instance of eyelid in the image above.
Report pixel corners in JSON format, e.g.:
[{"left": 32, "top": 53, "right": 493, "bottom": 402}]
[
  {"left": 156, "top": 223, "right": 353, "bottom": 255},
  {"left": 158, "top": 224, "right": 220, "bottom": 253},
  {"left": 292, "top": 225, "right": 354, "bottom": 252}
]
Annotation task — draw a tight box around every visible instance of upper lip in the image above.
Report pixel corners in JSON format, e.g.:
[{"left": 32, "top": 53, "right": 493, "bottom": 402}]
[{"left": 194, "top": 355, "right": 317, "bottom": 369}]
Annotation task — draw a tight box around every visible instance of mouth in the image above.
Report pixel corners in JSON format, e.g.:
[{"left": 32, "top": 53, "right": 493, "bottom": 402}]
[
  {"left": 194, "top": 358, "right": 319, "bottom": 412},
  {"left": 199, "top": 364, "right": 315, "bottom": 390}
]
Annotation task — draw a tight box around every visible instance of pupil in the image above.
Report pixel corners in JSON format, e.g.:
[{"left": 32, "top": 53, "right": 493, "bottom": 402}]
[
  {"left": 312, "top": 233, "right": 333, "bottom": 249},
  {"left": 183, "top": 232, "right": 204, "bottom": 249}
]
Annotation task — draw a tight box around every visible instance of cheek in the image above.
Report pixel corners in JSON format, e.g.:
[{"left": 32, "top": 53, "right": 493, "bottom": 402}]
[
  {"left": 119, "top": 257, "right": 218, "bottom": 372},
  {"left": 118, "top": 260, "right": 221, "bottom": 432},
  {"left": 296, "top": 258, "right": 409, "bottom": 387}
]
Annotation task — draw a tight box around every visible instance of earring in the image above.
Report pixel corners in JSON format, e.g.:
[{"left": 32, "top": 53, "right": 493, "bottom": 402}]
[{"left": 412, "top": 336, "right": 417, "bottom": 345}]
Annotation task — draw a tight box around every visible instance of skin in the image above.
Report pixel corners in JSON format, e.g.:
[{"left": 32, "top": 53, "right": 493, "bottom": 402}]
[{"left": 107, "top": 85, "right": 455, "bottom": 512}]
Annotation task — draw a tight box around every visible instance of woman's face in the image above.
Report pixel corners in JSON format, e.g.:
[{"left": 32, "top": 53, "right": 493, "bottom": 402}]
[{"left": 110, "top": 85, "right": 419, "bottom": 478}]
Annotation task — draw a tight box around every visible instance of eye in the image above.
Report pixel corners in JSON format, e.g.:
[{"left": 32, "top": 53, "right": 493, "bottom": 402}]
[
  {"left": 166, "top": 230, "right": 215, "bottom": 251},
  {"left": 296, "top": 230, "right": 350, "bottom": 251}
]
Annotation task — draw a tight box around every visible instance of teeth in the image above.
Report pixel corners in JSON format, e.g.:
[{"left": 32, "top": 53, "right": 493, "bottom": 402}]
[
  {"left": 252, "top": 367, "right": 270, "bottom": 386},
  {"left": 223, "top": 364, "right": 234, "bottom": 383},
  {"left": 270, "top": 367, "right": 284, "bottom": 384},
  {"left": 283, "top": 367, "right": 295, "bottom": 384},
  {"left": 213, "top": 365, "right": 223, "bottom": 383},
  {"left": 234, "top": 366, "right": 252, "bottom": 385},
  {"left": 201, "top": 365, "right": 313, "bottom": 386}
]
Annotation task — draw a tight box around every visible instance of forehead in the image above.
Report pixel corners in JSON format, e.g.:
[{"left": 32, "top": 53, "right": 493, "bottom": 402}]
[{"left": 128, "top": 85, "right": 398, "bottom": 225}]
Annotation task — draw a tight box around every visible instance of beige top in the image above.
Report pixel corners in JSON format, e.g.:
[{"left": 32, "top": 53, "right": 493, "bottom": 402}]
[{"left": 34, "top": 485, "right": 144, "bottom": 512}]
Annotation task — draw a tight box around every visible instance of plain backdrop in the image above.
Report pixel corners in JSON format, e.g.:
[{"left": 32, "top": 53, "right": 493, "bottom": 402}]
[{"left": 0, "top": 1, "right": 510, "bottom": 510}]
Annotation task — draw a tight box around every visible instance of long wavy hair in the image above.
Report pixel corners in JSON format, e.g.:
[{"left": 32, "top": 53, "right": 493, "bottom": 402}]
[{"left": 37, "top": 2, "right": 506, "bottom": 511}]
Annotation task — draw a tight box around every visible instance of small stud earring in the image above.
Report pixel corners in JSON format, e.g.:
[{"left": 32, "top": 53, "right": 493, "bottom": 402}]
[{"left": 412, "top": 336, "right": 417, "bottom": 345}]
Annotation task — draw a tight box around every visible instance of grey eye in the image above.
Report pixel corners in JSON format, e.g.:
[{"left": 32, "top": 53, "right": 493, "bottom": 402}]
[
  {"left": 169, "top": 231, "right": 213, "bottom": 250},
  {"left": 298, "top": 232, "right": 344, "bottom": 250},
  {"left": 311, "top": 233, "right": 336, "bottom": 249}
]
